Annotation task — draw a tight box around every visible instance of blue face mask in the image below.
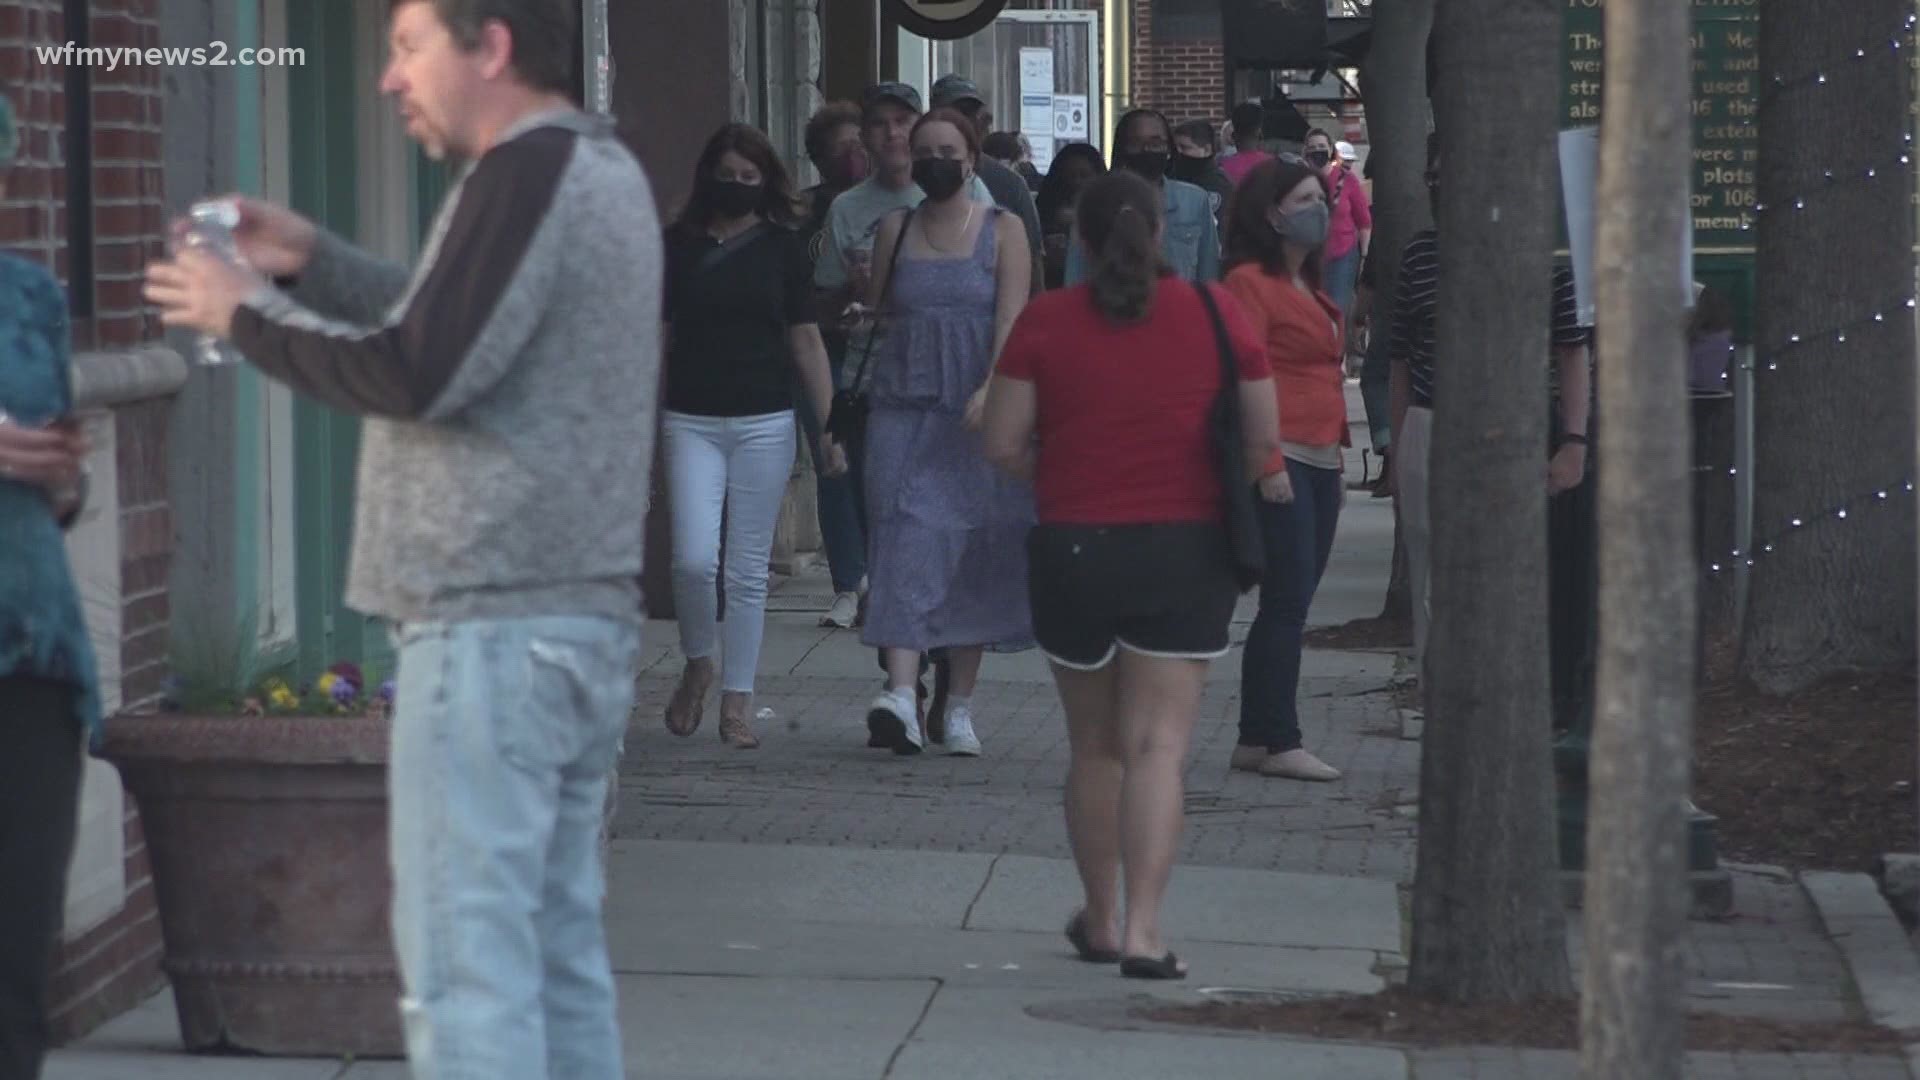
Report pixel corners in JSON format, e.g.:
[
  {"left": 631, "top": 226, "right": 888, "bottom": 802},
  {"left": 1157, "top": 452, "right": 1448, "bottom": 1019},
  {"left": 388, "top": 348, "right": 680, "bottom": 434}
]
[{"left": 1274, "top": 203, "right": 1330, "bottom": 249}]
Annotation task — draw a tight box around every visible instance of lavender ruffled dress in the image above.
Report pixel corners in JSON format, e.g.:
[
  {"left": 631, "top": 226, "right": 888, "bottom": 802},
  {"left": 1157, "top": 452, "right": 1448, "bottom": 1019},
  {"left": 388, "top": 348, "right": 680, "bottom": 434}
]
[{"left": 860, "top": 211, "right": 1035, "bottom": 653}]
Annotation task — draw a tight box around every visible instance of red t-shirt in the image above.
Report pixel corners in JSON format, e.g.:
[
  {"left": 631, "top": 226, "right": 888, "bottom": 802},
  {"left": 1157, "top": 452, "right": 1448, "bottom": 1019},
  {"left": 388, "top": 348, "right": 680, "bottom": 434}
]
[{"left": 995, "top": 281, "right": 1271, "bottom": 526}]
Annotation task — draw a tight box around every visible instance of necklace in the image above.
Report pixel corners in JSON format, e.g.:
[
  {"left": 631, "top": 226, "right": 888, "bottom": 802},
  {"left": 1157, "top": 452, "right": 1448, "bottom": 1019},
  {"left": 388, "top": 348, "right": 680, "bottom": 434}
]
[{"left": 923, "top": 200, "right": 977, "bottom": 254}]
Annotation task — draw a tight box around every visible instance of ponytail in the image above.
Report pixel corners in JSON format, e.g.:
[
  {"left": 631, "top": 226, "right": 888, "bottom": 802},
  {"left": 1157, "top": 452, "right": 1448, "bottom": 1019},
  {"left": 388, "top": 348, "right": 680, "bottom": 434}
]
[{"left": 1078, "top": 171, "right": 1165, "bottom": 324}]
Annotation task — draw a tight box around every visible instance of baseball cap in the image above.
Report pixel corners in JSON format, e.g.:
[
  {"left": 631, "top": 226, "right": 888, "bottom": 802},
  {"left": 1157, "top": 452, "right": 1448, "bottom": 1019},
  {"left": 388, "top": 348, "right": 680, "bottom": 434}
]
[
  {"left": 863, "top": 82, "right": 923, "bottom": 115},
  {"left": 1336, "top": 140, "right": 1358, "bottom": 162},
  {"left": 930, "top": 74, "right": 986, "bottom": 109}
]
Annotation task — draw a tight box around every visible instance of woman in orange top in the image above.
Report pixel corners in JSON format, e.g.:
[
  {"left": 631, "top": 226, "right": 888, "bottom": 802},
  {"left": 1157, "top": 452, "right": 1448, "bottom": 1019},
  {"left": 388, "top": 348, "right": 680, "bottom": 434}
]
[{"left": 1220, "top": 155, "right": 1349, "bottom": 783}]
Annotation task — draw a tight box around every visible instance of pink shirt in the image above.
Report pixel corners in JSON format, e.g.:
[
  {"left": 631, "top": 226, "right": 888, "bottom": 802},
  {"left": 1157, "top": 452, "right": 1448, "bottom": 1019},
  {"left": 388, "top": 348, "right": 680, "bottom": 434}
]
[
  {"left": 1220, "top": 150, "right": 1274, "bottom": 187},
  {"left": 1324, "top": 163, "right": 1372, "bottom": 260}
]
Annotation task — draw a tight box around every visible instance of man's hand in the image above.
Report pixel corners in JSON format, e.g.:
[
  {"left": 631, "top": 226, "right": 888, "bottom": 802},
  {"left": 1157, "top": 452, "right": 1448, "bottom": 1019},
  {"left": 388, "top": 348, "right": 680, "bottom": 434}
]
[
  {"left": 1548, "top": 443, "right": 1587, "bottom": 495},
  {"left": 819, "top": 434, "right": 849, "bottom": 478},
  {"left": 840, "top": 302, "right": 876, "bottom": 331},
  {"left": 225, "top": 196, "right": 318, "bottom": 279},
  {"left": 1258, "top": 469, "right": 1295, "bottom": 504},
  {"left": 963, "top": 385, "right": 989, "bottom": 431},
  {"left": 0, "top": 415, "right": 88, "bottom": 494},
  {"left": 143, "top": 249, "right": 261, "bottom": 341}
]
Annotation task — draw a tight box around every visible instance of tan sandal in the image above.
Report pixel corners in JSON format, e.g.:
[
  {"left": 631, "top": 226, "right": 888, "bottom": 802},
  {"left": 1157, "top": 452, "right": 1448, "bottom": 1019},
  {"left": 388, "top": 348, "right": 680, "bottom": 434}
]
[
  {"left": 665, "top": 661, "right": 713, "bottom": 737},
  {"left": 718, "top": 692, "right": 760, "bottom": 750}
]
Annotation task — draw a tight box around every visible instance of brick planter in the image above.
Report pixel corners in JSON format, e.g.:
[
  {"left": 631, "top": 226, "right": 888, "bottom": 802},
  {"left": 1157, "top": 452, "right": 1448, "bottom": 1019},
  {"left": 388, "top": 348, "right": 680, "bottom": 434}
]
[{"left": 97, "top": 715, "right": 404, "bottom": 1059}]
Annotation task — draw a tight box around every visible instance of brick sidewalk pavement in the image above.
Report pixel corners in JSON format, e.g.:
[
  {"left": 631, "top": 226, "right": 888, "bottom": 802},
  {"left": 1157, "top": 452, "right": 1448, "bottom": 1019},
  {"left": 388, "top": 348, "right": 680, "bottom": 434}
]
[
  {"left": 613, "top": 668, "right": 1419, "bottom": 881},
  {"left": 613, "top": 657, "right": 1905, "bottom": 1070}
]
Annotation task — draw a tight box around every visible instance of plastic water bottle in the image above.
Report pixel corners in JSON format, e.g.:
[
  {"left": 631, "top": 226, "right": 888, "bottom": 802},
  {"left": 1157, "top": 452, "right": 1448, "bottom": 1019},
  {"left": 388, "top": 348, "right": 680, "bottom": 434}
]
[{"left": 175, "top": 199, "right": 245, "bottom": 365}]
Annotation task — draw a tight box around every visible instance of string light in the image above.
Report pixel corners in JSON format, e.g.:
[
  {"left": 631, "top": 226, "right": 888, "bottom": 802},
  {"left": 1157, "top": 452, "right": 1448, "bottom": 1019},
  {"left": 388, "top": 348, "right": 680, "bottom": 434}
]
[
  {"left": 1746, "top": 152, "right": 1917, "bottom": 219},
  {"left": 1727, "top": 296, "right": 1919, "bottom": 376},
  {"left": 1755, "top": 12, "right": 1918, "bottom": 111},
  {"left": 1683, "top": 13, "right": 1919, "bottom": 583},
  {"left": 1715, "top": 12, "right": 1917, "bottom": 233},
  {"left": 1701, "top": 478, "right": 1916, "bottom": 576}
]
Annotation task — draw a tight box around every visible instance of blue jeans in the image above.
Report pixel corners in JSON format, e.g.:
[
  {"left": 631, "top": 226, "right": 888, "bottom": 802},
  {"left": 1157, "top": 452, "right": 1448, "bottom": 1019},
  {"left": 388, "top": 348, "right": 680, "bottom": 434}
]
[
  {"left": 1239, "top": 460, "right": 1343, "bottom": 752},
  {"left": 1324, "top": 247, "right": 1360, "bottom": 317},
  {"left": 795, "top": 355, "right": 868, "bottom": 594},
  {"left": 389, "top": 614, "right": 641, "bottom": 1080}
]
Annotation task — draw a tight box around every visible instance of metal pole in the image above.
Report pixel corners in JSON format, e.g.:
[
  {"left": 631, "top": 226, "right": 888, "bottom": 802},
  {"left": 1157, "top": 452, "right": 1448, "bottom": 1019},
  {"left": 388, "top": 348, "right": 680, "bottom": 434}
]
[
  {"left": 584, "top": 0, "right": 612, "bottom": 115},
  {"left": 1732, "top": 342, "right": 1754, "bottom": 632}
]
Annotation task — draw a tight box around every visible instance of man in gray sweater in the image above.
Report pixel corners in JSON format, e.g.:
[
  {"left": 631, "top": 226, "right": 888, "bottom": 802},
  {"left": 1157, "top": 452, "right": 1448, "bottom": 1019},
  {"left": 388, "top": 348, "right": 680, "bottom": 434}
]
[{"left": 142, "top": 2, "right": 657, "bottom": 1077}]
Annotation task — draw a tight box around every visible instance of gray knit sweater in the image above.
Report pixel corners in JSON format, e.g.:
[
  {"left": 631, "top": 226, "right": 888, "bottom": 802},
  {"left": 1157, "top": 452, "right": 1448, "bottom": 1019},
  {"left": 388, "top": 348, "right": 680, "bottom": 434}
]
[{"left": 231, "top": 107, "right": 662, "bottom": 625}]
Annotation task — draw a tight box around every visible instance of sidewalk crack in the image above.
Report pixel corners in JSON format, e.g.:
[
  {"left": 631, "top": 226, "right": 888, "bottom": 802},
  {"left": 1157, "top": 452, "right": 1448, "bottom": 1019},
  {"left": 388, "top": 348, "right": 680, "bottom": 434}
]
[
  {"left": 961, "top": 852, "right": 1003, "bottom": 930},
  {"left": 880, "top": 978, "right": 944, "bottom": 1079}
]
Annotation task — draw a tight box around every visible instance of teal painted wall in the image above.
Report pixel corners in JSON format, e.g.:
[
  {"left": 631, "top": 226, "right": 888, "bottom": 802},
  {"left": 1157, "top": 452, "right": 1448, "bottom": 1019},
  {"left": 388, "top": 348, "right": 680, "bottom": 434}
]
[
  {"left": 285, "top": 2, "right": 381, "bottom": 679},
  {"left": 226, "top": 0, "right": 270, "bottom": 660}
]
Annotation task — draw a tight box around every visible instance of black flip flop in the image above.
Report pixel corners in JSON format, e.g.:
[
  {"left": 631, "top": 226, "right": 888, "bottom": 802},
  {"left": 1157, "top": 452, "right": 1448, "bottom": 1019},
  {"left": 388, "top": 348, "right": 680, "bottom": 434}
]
[
  {"left": 1065, "top": 911, "right": 1120, "bottom": 964},
  {"left": 1120, "top": 952, "right": 1187, "bottom": 980}
]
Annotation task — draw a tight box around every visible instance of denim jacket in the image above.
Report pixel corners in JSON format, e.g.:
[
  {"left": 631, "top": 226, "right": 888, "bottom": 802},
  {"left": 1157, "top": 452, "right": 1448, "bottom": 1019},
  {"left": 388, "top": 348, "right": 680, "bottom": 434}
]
[
  {"left": 1063, "top": 177, "right": 1221, "bottom": 286},
  {"left": 0, "top": 253, "right": 101, "bottom": 747}
]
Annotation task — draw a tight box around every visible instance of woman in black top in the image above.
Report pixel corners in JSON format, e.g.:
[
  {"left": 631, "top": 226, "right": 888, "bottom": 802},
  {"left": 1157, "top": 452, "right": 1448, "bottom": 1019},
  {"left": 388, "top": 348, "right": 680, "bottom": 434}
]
[
  {"left": 661, "top": 123, "right": 847, "bottom": 749},
  {"left": 1035, "top": 142, "right": 1107, "bottom": 290}
]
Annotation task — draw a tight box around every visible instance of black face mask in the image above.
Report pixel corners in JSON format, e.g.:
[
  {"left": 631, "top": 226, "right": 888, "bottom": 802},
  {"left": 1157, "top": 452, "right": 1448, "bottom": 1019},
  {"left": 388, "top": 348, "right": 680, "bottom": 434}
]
[
  {"left": 1169, "top": 153, "right": 1213, "bottom": 183},
  {"left": 1306, "top": 149, "right": 1333, "bottom": 168},
  {"left": 712, "top": 180, "right": 762, "bottom": 219},
  {"left": 1120, "top": 150, "right": 1170, "bottom": 182},
  {"left": 912, "top": 157, "right": 967, "bottom": 201}
]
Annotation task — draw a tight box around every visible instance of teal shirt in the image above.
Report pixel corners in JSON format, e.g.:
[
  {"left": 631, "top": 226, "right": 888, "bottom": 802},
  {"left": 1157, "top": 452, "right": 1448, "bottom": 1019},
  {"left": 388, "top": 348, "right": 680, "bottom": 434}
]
[
  {"left": 1063, "top": 177, "right": 1221, "bottom": 285},
  {"left": 0, "top": 253, "right": 101, "bottom": 747}
]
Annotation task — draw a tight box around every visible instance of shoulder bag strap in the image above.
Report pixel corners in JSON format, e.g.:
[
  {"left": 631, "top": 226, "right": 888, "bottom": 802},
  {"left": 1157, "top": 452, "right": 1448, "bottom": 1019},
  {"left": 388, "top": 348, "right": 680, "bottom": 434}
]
[
  {"left": 694, "top": 222, "right": 770, "bottom": 275},
  {"left": 1192, "top": 281, "right": 1239, "bottom": 393},
  {"left": 846, "top": 207, "right": 915, "bottom": 392}
]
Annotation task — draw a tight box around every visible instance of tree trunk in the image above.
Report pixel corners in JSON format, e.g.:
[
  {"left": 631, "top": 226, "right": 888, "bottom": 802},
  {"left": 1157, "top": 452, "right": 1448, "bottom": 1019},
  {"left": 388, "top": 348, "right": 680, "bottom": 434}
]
[
  {"left": 1740, "top": 0, "right": 1917, "bottom": 694},
  {"left": 1407, "top": 0, "right": 1573, "bottom": 1003},
  {"left": 1578, "top": 0, "right": 1695, "bottom": 1074},
  {"left": 1359, "top": 0, "right": 1436, "bottom": 625}
]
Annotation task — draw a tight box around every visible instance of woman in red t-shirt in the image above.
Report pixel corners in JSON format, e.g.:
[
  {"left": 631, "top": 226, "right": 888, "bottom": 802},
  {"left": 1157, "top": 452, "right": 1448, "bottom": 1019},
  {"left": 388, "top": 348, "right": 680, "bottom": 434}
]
[
  {"left": 1219, "top": 155, "right": 1350, "bottom": 784},
  {"left": 981, "top": 171, "right": 1280, "bottom": 981}
]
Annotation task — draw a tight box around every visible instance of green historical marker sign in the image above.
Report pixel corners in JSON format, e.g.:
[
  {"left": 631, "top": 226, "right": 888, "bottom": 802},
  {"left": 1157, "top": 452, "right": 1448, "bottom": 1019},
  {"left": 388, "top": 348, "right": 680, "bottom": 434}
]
[{"left": 1561, "top": 0, "right": 1760, "bottom": 255}]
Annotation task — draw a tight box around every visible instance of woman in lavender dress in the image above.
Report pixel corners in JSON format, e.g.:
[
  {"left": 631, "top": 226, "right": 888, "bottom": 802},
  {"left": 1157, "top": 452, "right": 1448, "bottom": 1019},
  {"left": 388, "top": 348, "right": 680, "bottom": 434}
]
[{"left": 859, "top": 107, "right": 1034, "bottom": 758}]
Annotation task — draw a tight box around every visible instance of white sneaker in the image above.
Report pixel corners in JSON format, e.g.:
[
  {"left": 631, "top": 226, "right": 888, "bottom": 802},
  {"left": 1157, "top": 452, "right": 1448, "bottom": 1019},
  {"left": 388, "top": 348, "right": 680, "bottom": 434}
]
[
  {"left": 944, "top": 706, "right": 981, "bottom": 757},
  {"left": 820, "top": 591, "right": 861, "bottom": 629},
  {"left": 866, "top": 689, "right": 922, "bottom": 756}
]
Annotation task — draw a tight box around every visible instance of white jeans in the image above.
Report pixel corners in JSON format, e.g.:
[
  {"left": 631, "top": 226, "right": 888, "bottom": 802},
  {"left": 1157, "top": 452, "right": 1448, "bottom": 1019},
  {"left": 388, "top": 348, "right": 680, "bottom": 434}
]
[
  {"left": 664, "top": 409, "right": 796, "bottom": 693},
  {"left": 1400, "top": 405, "right": 1433, "bottom": 672}
]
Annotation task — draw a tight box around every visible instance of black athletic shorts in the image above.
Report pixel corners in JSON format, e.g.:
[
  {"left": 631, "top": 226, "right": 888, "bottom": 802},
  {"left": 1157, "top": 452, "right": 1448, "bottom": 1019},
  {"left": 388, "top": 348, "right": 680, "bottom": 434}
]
[{"left": 1026, "top": 522, "right": 1241, "bottom": 670}]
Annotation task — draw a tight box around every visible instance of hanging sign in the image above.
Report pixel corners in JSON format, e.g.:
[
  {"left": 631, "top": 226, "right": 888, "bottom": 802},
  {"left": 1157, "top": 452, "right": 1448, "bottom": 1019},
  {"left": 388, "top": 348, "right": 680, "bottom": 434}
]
[{"left": 885, "top": 0, "right": 1010, "bottom": 41}]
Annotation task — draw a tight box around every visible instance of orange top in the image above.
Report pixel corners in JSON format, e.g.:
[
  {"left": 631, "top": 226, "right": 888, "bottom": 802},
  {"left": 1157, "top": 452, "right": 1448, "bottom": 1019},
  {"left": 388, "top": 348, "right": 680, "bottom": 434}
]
[{"left": 1223, "top": 263, "right": 1351, "bottom": 476}]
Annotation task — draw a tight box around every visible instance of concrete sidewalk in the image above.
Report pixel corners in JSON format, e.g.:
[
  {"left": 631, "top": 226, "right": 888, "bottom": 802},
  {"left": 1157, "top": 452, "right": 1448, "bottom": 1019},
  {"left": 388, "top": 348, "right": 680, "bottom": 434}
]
[{"left": 46, "top": 839, "right": 1410, "bottom": 1080}]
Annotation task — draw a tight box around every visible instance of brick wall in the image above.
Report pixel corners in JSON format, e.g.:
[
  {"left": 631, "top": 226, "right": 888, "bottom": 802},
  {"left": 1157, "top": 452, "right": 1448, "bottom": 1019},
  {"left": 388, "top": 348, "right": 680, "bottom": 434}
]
[
  {"left": 1131, "top": 0, "right": 1228, "bottom": 126},
  {"left": 2, "top": 0, "right": 174, "bottom": 1042},
  {"left": 1143, "top": 40, "right": 1227, "bottom": 125},
  {"left": 1, "top": 0, "right": 166, "bottom": 349},
  {"left": 1132, "top": 0, "right": 1152, "bottom": 105}
]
